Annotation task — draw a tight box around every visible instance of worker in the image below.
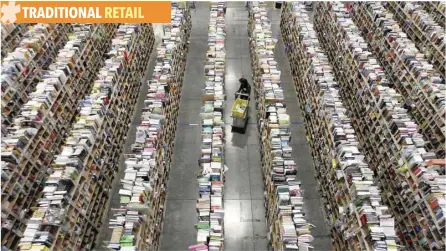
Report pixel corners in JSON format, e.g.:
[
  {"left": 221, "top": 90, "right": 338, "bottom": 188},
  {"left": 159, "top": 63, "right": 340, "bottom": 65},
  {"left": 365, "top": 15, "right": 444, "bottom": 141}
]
[{"left": 236, "top": 78, "right": 251, "bottom": 100}]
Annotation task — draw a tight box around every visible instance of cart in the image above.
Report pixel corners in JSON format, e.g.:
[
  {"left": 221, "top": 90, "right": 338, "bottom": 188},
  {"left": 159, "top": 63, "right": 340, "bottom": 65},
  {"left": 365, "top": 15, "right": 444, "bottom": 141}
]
[{"left": 231, "top": 92, "right": 250, "bottom": 133}]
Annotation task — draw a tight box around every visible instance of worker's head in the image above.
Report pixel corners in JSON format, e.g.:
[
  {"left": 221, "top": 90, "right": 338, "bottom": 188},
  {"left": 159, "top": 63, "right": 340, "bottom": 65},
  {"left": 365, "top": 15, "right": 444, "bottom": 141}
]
[{"left": 239, "top": 78, "right": 248, "bottom": 85}]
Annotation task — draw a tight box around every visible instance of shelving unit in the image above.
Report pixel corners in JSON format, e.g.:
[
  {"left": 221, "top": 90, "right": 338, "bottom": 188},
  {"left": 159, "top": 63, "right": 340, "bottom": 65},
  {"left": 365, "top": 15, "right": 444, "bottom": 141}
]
[
  {"left": 348, "top": 3, "right": 445, "bottom": 158},
  {"left": 1, "top": 3, "right": 443, "bottom": 251},
  {"left": 281, "top": 2, "right": 399, "bottom": 250},
  {"left": 384, "top": 2, "right": 445, "bottom": 79},
  {"left": 105, "top": 4, "right": 192, "bottom": 251},
  {"left": 314, "top": 2, "right": 445, "bottom": 250},
  {"left": 248, "top": 2, "right": 314, "bottom": 250},
  {"left": 1, "top": 23, "right": 117, "bottom": 251},
  {"left": 420, "top": 2, "right": 445, "bottom": 29},
  {"left": 1, "top": 24, "right": 32, "bottom": 59},
  {"left": 16, "top": 24, "right": 155, "bottom": 251},
  {"left": 193, "top": 3, "right": 226, "bottom": 251},
  {"left": 1, "top": 24, "right": 73, "bottom": 128}
]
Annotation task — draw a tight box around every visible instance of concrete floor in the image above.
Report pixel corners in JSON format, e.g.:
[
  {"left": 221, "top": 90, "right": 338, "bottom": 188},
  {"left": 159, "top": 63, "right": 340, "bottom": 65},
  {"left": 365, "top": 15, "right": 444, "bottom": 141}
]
[
  {"left": 160, "top": 2, "right": 331, "bottom": 251},
  {"left": 160, "top": 2, "right": 269, "bottom": 251},
  {"left": 95, "top": 2, "right": 331, "bottom": 251},
  {"left": 221, "top": 2, "right": 269, "bottom": 251},
  {"left": 159, "top": 2, "right": 209, "bottom": 250}
]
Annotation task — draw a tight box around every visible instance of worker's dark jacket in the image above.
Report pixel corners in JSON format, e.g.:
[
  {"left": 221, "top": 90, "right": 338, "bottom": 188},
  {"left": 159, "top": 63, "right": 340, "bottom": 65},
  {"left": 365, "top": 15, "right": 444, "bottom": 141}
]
[{"left": 237, "top": 83, "right": 251, "bottom": 95}]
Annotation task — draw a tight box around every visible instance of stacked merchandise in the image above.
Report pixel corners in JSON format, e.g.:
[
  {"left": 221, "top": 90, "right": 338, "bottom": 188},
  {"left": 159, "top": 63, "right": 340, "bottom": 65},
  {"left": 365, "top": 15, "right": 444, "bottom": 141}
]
[
  {"left": 420, "top": 2, "right": 445, "bottom": 29},
  {"left": 16, "top": 24, "right": 155, "bottom": 251},
  {"left": 1, "top": 24, "right": 73, "bottom": 128},
  {"left": 349, "top": 3, "right": 445, "bottom": 158},
  {"left": 1, "top": 24, "right": 117, "bottom": 251},
  {"left": 1, "top": 24, "right": 31, "bottom": 58},
  {"left": 107, "top": 209, "right": 145, "bottom": 251},
  {"left": 201, "top": 3, "right": 226, "bottom": 104},
  {"left": 248, "top": 4, "right": 283, "bottom": 106},
  {"left": 193, "top": 3, "right": 226, "bottom": 251},
  {"left": 315, "top": 2, "right": 445, "bottom": 250},
  {"left": 248, "top": 2, "right": 313, "bottom": 250},
  {"left": 106, "top": 4, "right": 192, "bottom": 250},
  {"left": 385, "top": 2, "right": 445, "bottom": 79},
  {"left": 281, "top": 2, "right": 400, "bottom": 250},
  {"left": 349, "top": 3, "right": 446, "bottom": 249}
]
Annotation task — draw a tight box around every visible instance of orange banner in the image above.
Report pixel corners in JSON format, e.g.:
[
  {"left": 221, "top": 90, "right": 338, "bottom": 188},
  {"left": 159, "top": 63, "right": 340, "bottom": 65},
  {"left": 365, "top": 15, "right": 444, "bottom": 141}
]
[{"left": 0, "top": 1, "right": 171, "bottom": 23}]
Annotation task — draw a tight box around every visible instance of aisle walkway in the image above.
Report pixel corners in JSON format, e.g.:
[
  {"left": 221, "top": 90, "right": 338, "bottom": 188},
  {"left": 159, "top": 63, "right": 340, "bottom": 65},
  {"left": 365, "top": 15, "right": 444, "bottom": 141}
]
[
  {"left": 223, "top": 2, "right": 269, "bottom": 251},
  {"left": 160, "top": 2, "right": 269, "bottom": 250},
  {"left": 160, "top": 3, "right": 210, "bottom": 250},
  {"left": 267, "top": 5, "right": 332, "bottom": 250}
]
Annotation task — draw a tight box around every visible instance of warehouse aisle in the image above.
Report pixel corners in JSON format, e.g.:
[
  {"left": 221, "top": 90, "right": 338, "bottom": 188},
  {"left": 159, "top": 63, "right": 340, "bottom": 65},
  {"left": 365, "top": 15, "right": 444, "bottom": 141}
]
[
  {"left": 223, "top": 2, "right": 269, "bottom": 251},
  {"left": 160, "top": 3, "right": 210, "bottom": 250},
  {"left": 267, "top": 5, "right": 333, "bottom": 250},
  {"left": 160, "top": 2, "right": 269, "bottom": 250},
  {"left": 94, "top": 44, "right": 159, "bottom": 249}
]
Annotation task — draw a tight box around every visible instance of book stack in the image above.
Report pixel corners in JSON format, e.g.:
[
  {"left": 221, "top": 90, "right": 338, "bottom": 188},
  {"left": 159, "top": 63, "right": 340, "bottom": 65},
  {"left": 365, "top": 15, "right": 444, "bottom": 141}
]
[
  {"left": 1, "top": 24, "right": 117, "bottom": 251},
  {"left": 107, "top": 209, "right": 145, "bottom": 251},
  {"left": 193, "top": 3, "right": 226, "bottom": 251},
  {"left": 16, "top": 24, "right": 155, "bottom": 251},
  {"left": 385, "top": 2, "right": 445, "bottom": 79},
  {"left": 349, "top": 3, "right": 445, "bottom": 158},
  {"left": 420, "top": 2, "right": 445, "bottom": 30},
  {"left": 201, "top": 2, "right": 226, "bottom": 104},
  {"left": 247, "top": 2, "right": 282, "bottom": 125},
  {"left": 1, "top": 24, "right": 73, "bottom": 127},
  {"left": 106, "top": 5, "right": 192, "bottom": 250},
  {"left": 248, "top": 2, "right": 314, "bottom": 250},
  {"left": 1, "top": 24, "right": 31, "bottom": 59},
  {"left": 314, "top": 2, "right": 445, "bottom": 250},
  {"left": 282, "top": 4, "right": 401, "bottom": 250}
]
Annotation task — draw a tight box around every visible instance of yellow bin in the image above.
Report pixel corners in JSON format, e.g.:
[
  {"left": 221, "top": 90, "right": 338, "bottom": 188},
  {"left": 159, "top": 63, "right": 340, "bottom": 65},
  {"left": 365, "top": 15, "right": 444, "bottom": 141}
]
[{"left": 232, "top": 98, "right": 249, "bottom": 118}]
